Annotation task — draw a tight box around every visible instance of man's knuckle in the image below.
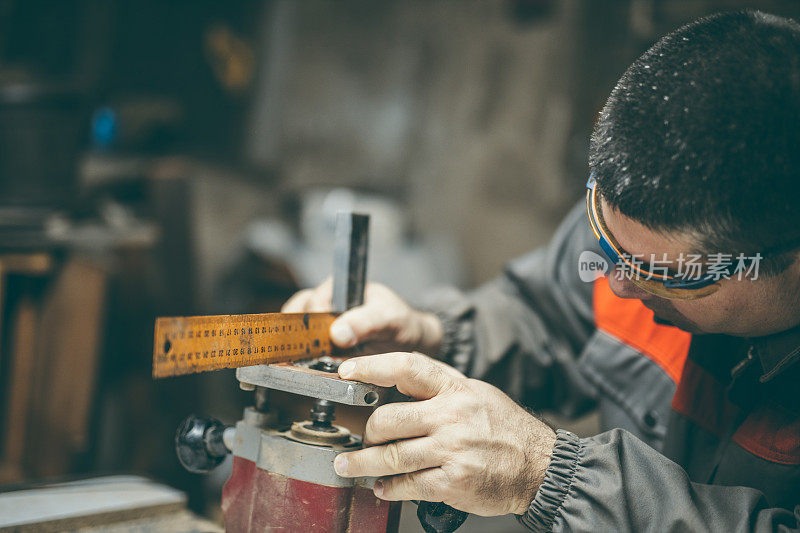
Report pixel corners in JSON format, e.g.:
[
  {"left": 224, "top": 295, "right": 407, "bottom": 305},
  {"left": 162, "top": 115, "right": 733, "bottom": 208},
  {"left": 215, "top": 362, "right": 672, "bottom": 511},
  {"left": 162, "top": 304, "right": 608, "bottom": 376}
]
[
  {"left": 448, "top": 435, "right": 466, "bottom": 455},
  {"left": 426, "top": 367, "right": 444, "bottom": 386},
  {"left": 345, "top": 452, "right": 362, "bottom": 473},
  {"left": 439, "top": 462, "right": 465, "bottom": 488},
  {"left": 366, "top": 406, "right": 390, "bottom": 436},
  {"left": 400, "top": 352, "right": 421, "bottom": 378},
  {"left": 412, "top": 475, "right": 438, "bottom": 500},
  {"left": 382, "top": 443, "right": 404, "bottom": 471},
  {"left": 451, "top": 465, "right": 470, "bottom": 486},
  {"left": 406, "top": 405, "right": 425, "bottom": 426},
  {"left": 464, "top": 377, "right": 491, "bottom": 393},
  {"left": 447, "top": 378, "right": 470, "bottom": 395},
  {"left": 401, "top": 351, "right": 418, "bottom": 367},
  {"left": 438, "top": 407, "right": 462, "bottom": 427},
  {"left": 411, "top": 356, "right": 439, "bottom": 382}
]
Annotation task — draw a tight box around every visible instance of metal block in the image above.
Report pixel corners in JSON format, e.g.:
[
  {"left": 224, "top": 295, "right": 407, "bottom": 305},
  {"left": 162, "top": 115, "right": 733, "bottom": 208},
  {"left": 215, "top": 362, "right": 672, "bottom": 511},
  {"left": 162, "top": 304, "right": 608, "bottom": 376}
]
[{"left": 236, "top": 363, "right": 392, "bottom": 406}]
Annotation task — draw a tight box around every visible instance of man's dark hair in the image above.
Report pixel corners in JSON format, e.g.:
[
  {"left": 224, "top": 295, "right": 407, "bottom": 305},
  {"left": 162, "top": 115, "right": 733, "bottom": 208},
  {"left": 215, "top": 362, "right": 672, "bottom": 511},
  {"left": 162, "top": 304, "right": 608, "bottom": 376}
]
[{"left": 590, "top": 10, "right": 800, "bottom": 275}]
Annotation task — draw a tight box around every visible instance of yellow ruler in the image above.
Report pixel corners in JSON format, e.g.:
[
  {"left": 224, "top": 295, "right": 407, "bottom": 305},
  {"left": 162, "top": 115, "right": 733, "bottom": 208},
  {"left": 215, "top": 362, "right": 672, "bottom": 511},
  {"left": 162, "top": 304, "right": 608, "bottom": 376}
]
[{"left": 152, "top": 312, "right": 337, "bottom": 378}]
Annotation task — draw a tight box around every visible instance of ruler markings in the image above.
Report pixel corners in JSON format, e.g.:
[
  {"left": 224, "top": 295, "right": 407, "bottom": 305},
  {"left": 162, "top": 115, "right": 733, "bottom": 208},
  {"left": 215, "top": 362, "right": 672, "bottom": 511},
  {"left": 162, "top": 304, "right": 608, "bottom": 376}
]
[{"left": 153, "top": 312, "right": 337, "bottom": 378}]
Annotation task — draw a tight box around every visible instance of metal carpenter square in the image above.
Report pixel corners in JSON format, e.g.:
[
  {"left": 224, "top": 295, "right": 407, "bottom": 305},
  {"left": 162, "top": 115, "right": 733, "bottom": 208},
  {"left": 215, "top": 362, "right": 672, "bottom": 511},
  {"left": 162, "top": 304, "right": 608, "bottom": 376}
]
[
  {"left": 152, "top": 312, "right": 336, "bottom": 378},
  {"left": 332, "top": 212, "right": 369, "bottom": 313}
]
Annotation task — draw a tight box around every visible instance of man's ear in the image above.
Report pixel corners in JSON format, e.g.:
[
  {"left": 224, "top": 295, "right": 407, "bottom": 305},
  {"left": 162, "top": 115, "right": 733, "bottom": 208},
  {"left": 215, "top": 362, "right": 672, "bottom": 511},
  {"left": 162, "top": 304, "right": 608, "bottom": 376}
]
[
  {"left": 752, "top": 250, "right": 800, "bottom": 280},
  {"left": 790, "top": 252, "right": 800, "bottom": 273},
  {"left": 771, "top": 251, "right": 800, "bottom": 282}
]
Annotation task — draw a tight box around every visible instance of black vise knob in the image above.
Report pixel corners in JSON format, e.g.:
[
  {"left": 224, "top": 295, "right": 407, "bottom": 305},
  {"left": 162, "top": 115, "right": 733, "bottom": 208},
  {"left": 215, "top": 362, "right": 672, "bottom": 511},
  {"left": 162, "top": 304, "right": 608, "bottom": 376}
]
[
  {"left": 417, "top": 501, "right": 469, "bottom": 533},
  {"left": 175, "top": 414, "right": 230, "bottom": 473}
]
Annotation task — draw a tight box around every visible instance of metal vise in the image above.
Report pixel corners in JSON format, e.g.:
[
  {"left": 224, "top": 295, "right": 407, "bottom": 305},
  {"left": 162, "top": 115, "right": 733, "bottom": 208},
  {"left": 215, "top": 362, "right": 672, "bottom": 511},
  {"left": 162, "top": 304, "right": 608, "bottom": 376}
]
[{"left": 174, "top": 213, "right": 466, "bottom": 533}]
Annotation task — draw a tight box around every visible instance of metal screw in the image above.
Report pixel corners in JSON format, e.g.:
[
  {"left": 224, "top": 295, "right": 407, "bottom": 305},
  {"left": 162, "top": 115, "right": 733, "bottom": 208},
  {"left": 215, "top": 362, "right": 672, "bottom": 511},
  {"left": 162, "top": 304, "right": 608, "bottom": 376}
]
[
  {"left": 255, "top": 387, "right": 270, "bottom": 413},
  {"left": 308, "top": 399, "right": 338, "bottom": 432},
  {"left": 311, "top": 356, "right": 339, "bottom": 373}
]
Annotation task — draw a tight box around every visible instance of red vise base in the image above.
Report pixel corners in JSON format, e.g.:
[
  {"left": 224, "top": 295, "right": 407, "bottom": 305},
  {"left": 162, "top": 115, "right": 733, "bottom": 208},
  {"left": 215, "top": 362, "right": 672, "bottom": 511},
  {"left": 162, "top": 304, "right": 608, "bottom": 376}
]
[{"left": 222, "top": 456, "right": 401, "bottom": 533}]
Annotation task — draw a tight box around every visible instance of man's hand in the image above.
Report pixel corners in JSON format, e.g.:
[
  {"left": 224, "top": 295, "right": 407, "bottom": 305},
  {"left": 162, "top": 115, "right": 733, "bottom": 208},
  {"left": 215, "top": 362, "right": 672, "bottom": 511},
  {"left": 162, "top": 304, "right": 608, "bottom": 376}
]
[
  {"left": 332, "top": 352, "right": 556, "bottom": 516},
  {"left": 281, "top": 279, "right": 444, "bottom": 356}
]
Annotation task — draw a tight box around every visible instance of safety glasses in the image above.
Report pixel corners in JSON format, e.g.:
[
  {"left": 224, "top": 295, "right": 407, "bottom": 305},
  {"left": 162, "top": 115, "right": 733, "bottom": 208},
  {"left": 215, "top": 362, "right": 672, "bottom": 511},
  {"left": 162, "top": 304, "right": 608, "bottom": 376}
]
[{"left": 585, "top": 173, "right": 720, "bottom": 300}]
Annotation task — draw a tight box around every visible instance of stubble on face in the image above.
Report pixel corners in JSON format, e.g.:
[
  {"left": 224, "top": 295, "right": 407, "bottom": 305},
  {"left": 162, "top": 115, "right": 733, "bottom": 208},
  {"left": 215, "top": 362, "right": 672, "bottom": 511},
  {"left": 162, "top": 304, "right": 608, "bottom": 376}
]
[{"left": 640, "top": 297, "right": 703, "bottom": 332}]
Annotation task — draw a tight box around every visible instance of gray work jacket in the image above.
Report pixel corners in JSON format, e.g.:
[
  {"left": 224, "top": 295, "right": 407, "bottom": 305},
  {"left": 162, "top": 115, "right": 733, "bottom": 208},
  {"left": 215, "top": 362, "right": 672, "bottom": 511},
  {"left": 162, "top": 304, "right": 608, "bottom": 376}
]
[{"left": 428, "top": 202, "right": 800, "bottom": 532}]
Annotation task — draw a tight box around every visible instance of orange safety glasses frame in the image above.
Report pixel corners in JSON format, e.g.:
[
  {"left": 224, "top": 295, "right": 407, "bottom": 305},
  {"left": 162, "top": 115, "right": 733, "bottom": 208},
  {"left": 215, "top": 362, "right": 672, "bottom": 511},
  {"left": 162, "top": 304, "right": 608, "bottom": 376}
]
[{"left": 586, "top": 173, "right": 721, "bottom": 300}]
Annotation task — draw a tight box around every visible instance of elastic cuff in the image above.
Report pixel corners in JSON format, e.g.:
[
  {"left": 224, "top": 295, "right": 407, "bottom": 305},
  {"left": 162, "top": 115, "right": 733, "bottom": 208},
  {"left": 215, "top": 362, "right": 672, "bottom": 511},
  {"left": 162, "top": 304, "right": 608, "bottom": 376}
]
[
  {"left": 517, "top": 429, "right": 582, "bottom": 532},
  {"left": 431, "top": 308, "right": 475, "bottom": 374}
]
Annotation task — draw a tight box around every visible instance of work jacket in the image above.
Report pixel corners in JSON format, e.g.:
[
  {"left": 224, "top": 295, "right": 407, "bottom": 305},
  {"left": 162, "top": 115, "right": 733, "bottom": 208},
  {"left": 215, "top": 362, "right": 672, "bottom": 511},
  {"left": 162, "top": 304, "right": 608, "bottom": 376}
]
[{"left": 428, "top": 202, "right": 800, "bottom": 532}]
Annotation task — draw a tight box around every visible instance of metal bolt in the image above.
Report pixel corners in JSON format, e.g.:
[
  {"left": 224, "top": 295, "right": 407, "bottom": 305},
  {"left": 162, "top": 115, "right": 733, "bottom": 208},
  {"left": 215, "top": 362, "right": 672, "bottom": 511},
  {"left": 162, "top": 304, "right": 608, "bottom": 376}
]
[
  {"left": 311, "top": 356, "right": 339, "bottom": 373},
  {"left": 308, "top": 399, "right": 338, "bottom": 432},
  {"left": 255, "top": 387, "right": 270, "bottom": 413}
]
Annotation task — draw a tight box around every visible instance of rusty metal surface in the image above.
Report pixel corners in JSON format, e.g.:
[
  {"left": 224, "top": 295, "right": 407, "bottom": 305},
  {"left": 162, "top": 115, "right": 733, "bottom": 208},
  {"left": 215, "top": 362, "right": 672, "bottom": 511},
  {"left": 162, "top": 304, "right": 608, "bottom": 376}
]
[
  {"left": 222, "top": 457, "right": 398, "bottom": 533},
  {"left": 152, "top": 312, "right": 336, "bottom": 377}
]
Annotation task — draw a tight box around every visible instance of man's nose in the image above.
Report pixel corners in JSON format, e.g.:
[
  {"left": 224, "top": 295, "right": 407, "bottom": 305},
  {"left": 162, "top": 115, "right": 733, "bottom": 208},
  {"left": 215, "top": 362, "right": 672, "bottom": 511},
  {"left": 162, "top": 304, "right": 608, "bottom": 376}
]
[{"left": 607, "top": 266, "right": 651, "bottom": 300}]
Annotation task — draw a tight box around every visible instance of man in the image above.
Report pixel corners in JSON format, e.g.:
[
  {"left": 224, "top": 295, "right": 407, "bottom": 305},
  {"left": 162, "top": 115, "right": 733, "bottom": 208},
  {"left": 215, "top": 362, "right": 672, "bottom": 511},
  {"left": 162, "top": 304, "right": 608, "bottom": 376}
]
[{"left": 283, "top": 11, "right": 800, "bottom": 531}]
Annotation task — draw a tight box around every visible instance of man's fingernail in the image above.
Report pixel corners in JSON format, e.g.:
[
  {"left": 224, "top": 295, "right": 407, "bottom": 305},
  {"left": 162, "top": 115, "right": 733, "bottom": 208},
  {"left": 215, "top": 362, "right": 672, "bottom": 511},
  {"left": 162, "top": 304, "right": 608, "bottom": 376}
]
[
  {"left": 338, "top": 360, "right": 355, "bottom": 378},
  {"left": 334, "top": 454, "right": 348, "bottom": 476},
  {"left": 373, "top": 479, "right": 384, "bottom": 498},
  {"left": 330, "top": 321, "right": 356, "bottom": 347}
]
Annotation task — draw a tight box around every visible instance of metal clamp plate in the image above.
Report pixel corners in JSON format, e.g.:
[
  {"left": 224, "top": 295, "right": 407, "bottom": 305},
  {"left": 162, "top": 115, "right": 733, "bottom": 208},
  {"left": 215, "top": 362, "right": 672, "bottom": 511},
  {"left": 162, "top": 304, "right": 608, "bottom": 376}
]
[{"left": 236, "top": 363, "right": 395, "bottom": 407}]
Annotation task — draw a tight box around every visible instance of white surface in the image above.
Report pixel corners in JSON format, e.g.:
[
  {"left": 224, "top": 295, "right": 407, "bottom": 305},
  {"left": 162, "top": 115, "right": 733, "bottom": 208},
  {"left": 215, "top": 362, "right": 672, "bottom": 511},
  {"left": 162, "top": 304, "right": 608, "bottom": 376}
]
[{"left": 0, "top": 475, "right": 186, "bottom": 527}]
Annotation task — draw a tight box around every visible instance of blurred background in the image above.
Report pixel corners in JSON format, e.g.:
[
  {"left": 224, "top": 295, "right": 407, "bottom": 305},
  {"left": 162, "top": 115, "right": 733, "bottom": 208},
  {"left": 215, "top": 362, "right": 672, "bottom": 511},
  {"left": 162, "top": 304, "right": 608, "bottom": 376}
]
[{"left": 1, "top": 1, "right": 799, "bottom": 531}]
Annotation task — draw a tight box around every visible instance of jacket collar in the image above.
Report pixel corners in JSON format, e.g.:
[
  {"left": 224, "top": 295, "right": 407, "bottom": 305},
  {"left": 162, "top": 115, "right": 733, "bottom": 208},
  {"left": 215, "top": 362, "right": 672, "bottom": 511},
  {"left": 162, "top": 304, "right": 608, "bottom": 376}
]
[{"left": 751, "top": 324, "right": 800, "bottom": 382}]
